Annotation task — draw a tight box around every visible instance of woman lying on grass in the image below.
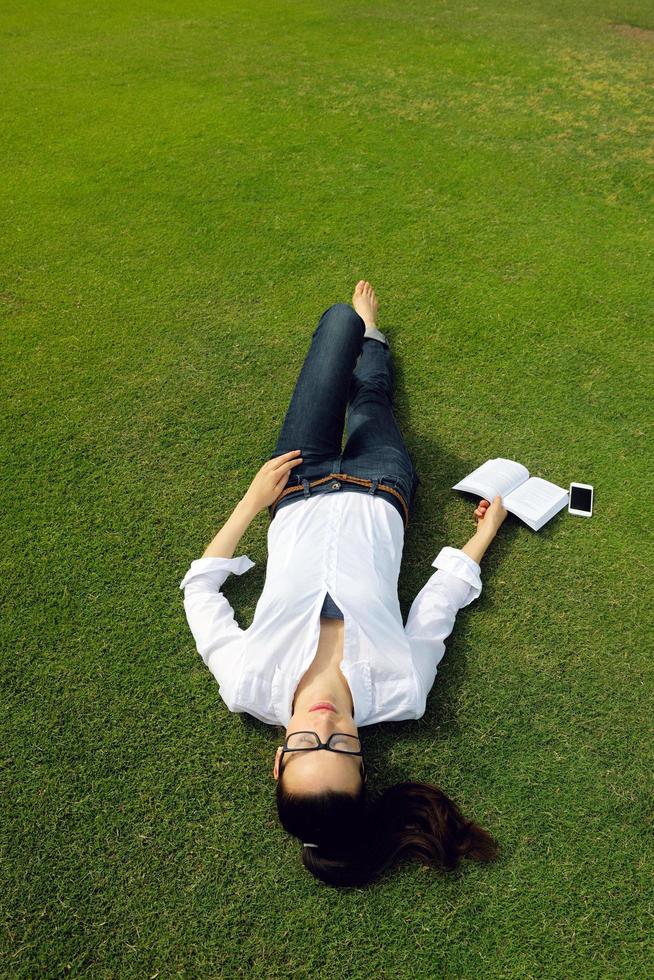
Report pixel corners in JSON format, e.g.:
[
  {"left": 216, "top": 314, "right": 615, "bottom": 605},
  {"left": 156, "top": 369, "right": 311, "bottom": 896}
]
[{"left": 180, "top": 280, "right": 508, "bottom": 888}]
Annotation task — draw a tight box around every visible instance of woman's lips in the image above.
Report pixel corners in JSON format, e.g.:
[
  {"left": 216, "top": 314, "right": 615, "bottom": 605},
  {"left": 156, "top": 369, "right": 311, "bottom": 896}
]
[{"left": 309, "top": 702, "right": 336, "bottom": 712}]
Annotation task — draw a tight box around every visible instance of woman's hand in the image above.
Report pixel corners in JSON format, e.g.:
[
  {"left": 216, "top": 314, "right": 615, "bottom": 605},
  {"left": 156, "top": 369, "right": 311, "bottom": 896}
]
[
  {"left": 241, "top": 449, "right": 304, "bottom": 515},
  {"left": 473, "top": 495, "right": 508, "bottom": 538}
]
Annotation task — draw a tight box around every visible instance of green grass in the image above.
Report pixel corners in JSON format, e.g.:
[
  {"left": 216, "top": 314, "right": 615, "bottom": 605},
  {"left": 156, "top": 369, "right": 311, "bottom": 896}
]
[{"left": 2, "top": 0, "right": 652, "bottom": 976}]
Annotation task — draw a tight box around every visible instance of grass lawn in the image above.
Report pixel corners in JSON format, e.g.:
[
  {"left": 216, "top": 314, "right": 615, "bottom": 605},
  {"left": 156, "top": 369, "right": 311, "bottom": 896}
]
[{"left": 2, "top": 0, "right": 652, "bottom": 976}]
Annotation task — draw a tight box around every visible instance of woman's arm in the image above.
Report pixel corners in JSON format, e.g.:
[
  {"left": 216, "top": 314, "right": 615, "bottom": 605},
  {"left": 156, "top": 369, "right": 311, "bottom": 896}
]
[
  {"left": 405, "top": 495, "right": 508, "bottom": 717},
  {"left": 181, "top": 498, "right": 259, "bottom": 669},
  {"left": 202, "top": 498, "right": 259, "bottom": 558},
  {"left": 461, "top": 495, "right": 507, "bottom": 563},
  {"left": 201, "top": 449, "right": 304, "bottom": 557},
  {"left": 461, "top": 529, "right": 493, "bottom": 565}
]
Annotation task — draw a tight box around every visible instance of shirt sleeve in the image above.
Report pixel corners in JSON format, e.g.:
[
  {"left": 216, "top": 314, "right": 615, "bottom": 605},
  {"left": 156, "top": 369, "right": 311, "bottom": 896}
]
[
  {"left": 178, "top": 555, "right": 255, "bottom": 689},
  {"left": 404, "top": 547, "right": 482, "bottom": 715}
]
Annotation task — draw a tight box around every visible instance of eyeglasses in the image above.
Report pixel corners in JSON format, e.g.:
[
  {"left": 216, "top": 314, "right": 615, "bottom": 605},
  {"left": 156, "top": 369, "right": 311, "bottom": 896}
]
[{"left": 280, "top": 732, "right": 367, "bottom": 782}]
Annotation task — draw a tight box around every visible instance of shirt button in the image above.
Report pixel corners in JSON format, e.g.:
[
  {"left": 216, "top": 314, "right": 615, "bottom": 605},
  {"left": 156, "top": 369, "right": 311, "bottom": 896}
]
[{"left": 331, "top": 481, "right": 340, "bottom": 489}]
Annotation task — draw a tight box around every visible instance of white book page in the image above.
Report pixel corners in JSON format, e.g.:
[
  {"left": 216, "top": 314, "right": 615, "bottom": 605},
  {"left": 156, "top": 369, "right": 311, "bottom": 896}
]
[
  {"left": 504, "top": 477, "right": 568, "bottom": 527},
  {"left": 453, "top": 458, "right": 529, "bottom": 500}
]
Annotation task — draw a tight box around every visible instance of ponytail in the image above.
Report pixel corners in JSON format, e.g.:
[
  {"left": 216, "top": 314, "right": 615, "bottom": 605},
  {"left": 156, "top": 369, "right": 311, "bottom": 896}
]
[{"left": 276, "top": 775, "right": 499, "bottom": 888}]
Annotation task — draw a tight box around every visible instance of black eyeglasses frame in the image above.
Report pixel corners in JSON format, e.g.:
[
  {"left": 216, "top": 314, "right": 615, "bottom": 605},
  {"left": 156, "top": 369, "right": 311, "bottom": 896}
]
[{"left": 280, "top": 731, "right": 367, "bottom": 782}]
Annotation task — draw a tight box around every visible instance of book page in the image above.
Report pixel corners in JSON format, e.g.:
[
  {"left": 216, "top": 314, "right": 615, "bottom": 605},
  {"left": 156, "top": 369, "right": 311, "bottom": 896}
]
[
  {"left": 453, "top": 458, "right": 529, "bottom": 500},
  {"left": 504, "top": 477, "right": 568, "bottom": 527}
]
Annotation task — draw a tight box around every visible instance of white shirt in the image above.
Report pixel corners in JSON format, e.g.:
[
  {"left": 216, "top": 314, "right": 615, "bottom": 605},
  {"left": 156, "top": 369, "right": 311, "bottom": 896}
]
[{"left": 179, "top": 492, "right": 483, "bottom": 729}]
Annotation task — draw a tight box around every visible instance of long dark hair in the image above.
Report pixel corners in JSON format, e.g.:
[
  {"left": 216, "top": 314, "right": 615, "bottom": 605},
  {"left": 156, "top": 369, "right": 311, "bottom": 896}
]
[{"left": 276, "top": 770, "right": 500, "bottom": 887}]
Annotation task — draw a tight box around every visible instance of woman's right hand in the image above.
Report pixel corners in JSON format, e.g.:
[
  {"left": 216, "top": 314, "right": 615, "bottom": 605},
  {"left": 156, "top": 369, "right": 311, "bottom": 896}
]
[{"left": 474, "top": 495, "right": 508, "bottom": 537}]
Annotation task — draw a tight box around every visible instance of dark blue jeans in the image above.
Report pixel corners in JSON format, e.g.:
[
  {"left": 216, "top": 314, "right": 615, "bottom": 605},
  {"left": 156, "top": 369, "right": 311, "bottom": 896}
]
[{"left": 267, "top": 302, "right": 420, "bottom": 530}]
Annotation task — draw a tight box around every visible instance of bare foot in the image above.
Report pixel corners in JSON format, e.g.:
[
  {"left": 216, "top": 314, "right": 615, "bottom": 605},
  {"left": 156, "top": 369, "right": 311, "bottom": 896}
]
[{"left": 352, "top": 280, "right": 379, "bottom": 330}]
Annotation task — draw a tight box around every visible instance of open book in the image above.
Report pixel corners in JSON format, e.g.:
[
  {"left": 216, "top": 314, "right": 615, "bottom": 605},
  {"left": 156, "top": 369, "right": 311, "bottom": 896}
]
[{"left": 453, "top": 458, "right": 568, "bottom": 531}]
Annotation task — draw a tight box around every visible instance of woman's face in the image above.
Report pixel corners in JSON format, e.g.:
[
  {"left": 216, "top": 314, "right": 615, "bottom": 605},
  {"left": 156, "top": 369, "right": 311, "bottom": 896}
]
[{"left": 273, "top": 704, "right": 363, "bottom": 796}]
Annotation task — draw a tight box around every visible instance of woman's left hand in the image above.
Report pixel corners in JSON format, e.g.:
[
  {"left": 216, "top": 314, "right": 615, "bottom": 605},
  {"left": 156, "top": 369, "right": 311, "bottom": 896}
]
[
  {"left": 474, "top": 499, "right": 491, "bottom": 523},
  {"left": 241, "top": 450, "right": 304, "bottom": 514},
  {"left": 473, "top": 495, "right": 508, "bottom": 536}
]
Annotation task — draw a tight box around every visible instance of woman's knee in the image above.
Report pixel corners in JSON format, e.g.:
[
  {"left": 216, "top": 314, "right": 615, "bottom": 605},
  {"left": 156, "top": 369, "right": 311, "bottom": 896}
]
[{"left": 318, "top": 302, "right": 365, "bottom": 331}]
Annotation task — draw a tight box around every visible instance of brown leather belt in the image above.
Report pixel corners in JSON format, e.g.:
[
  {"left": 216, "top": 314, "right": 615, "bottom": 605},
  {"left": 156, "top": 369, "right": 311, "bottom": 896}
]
[{"left": 268, "top": 472, "right": 409, "bottom": 529}]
